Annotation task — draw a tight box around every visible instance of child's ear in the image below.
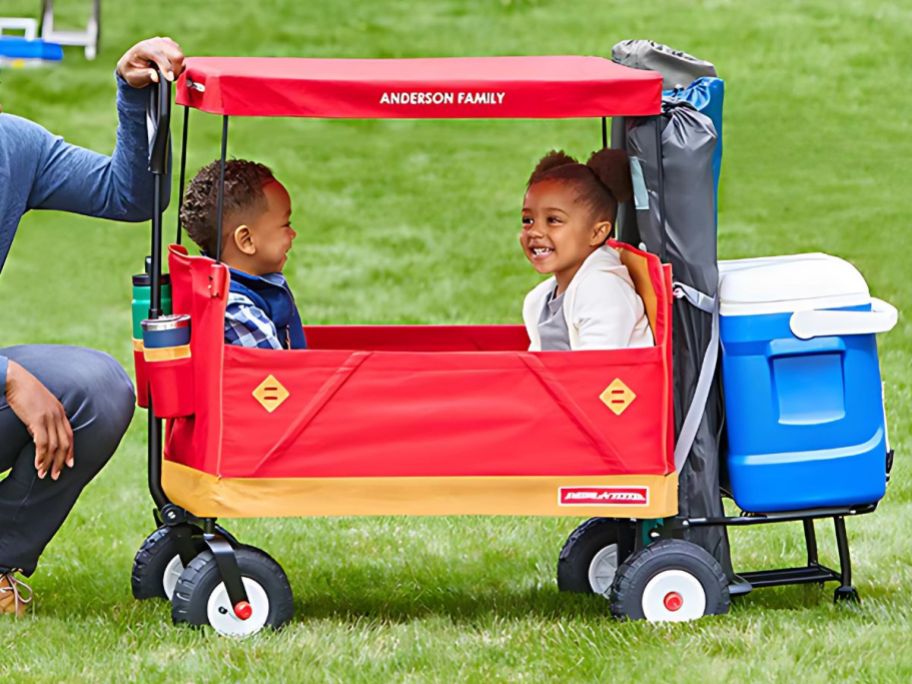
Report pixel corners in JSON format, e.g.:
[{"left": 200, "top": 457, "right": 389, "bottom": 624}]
[
  {"left": 590, "top": 220, "right": 612, "bottom": 246},
  {"left": 233, "top": 225, "right": 256, "bottom": 255}
]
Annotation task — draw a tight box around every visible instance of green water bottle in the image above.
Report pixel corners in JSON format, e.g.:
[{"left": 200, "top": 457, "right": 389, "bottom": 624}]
[
  {"left": 132, "top": 257, "right": 172, "bottom": 408},
  {"left": 132, "top": 256, "right": 172, "bottom": 338}
]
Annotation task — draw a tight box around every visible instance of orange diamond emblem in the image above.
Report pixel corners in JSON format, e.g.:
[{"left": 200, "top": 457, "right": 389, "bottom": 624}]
[
  {"left": 599, "top": 378, "right": 636, "bottom": 416},
  {"left": 252, "top": 374, "right": 290, "bottom": 413}
]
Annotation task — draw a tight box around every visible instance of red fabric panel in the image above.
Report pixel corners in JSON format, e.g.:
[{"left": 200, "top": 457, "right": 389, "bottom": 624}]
[
  {"left": 175, "top": 56, "right": 662, "bottom": 118},
  {"left": 218, "top": 345, "right": 668, "bottom": 479},
  {"left": 162, "top": 242, "right": 675, "bottom": 483}
]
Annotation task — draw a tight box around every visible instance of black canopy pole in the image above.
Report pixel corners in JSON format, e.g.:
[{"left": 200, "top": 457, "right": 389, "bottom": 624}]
[
  {"left": 175, "top": 105, "right": 190, "bottom": 245},
  {"left": 653, "top": 116, "right": 667, "bottom": 262},
  {"left": 601, "top": 117, "right": 607, "bottom": 149},
  {"left": 214, "top": 115, "right": 229, "bottom": 262}
]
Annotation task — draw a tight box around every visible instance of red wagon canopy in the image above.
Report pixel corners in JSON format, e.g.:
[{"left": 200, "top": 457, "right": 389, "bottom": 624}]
[{"left": 175, "top": 56, "right": 662, "bottom": 119}]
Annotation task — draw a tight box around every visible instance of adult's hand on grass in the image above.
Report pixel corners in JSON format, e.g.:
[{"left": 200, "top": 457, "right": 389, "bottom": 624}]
[
  {"left": 116, "top": 36, "right": 185, "bottom": 87},
  {"left": 5, "top": 361, "right": 74, "bottom": 481}
]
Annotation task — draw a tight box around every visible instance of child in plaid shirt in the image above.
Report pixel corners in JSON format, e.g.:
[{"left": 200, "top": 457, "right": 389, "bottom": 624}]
[{"left": 180, "top": 160, "right": 306, "bottom": 349}]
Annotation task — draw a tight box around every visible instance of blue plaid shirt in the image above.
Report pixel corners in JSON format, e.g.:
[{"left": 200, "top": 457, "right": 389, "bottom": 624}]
[
  {"left": 224, "top": 272, "right": 295, "bottom": 350},
  {"left": 224, "top": 292, "right": 285, "bottom": 349}
]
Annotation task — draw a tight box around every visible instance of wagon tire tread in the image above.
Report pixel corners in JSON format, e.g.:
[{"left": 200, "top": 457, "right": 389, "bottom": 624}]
[
  {"left": 131, "top": 527, "right": 186, "bottom": 600},
  {"left": 171, "top": 546, "right": 294, "bottom": 632},
  {"left": 557, "top": 517, "right": 634, "bottom": 593},
  {"left": 610, "top": 539, "right": 730, "bottom": 621}
]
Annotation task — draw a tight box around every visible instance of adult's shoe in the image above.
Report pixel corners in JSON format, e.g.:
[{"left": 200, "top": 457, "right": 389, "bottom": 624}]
[{"left": 0, "top": 571, "right": 33, "bottom": 617}]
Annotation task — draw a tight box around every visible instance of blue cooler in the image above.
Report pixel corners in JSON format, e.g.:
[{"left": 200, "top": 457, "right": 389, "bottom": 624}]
[{"left": 719, "top": 254, "right": 897, "bottom": 512}]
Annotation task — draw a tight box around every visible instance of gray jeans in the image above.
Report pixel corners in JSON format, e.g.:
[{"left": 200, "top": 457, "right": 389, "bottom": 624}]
[{"left": 0, "top": 345, "right": 134, "bottom": 575}]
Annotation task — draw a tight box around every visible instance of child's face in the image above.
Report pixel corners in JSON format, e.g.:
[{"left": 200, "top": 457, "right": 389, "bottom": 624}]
[
  {"left": 520, "top": 180, "right": 609, "bottom": 288},
  {"left": 245, "top": 181, "right": 297, "bottom": 274}
]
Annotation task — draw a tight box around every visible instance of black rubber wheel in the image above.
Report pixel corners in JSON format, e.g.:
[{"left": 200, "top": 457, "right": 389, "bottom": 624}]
[
  {"left": 132, "top": 526, "right": 205, "bottom": 600},
  {"left": 610, "top": 539, "right": 729, "bottom": 621},
  {"left": 557, "top": 518, "right": 636, "bottom": 595},
  {"left": 171, "top": 546, "right": 294, "bottom": 636}
]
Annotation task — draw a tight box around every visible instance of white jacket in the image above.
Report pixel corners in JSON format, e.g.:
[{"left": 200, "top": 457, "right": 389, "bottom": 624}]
[{"left": 522, "top": 246, "right": 654, "bottom": 351}]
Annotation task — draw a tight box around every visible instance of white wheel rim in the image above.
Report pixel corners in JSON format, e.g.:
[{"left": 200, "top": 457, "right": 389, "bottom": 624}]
[
  {"left": 206, "top": 577, "right": 270, "bottom": 637},
  {"left": 641, "top": 569, "right": 707, "bottom": 622},
  {"left": 587, "top": 544, "right": 619, "bottom": 596},
  {"left": 163, "top": 555, "right": 184, "bottom": 600}
]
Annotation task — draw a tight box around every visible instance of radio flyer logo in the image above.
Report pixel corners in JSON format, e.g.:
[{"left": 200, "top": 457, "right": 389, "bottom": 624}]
[{"left": 558, "top": 486, "right": 649, "bottom": 506}]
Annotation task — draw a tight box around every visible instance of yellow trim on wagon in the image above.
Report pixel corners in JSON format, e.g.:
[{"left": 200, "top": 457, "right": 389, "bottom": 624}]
[
  {"left": 143, "top": 344, "right": 191, "bottom": 362},
  {"left": 162, "top": 460, "right": 678, "bottom": 519}
]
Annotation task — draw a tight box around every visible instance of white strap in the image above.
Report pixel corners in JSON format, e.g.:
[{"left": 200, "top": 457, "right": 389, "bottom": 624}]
[
  {"left": 673, "top": 281, "right": 715, "bottom": 314},
  {"left": 673, "top": 290, "right": 720, "bottom": 472}
]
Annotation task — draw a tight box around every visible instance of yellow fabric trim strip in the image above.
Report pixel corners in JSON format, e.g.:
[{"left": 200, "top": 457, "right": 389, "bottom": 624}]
[
  {"left": 143, "top": 345, "right": 191, "bottom": 362},
  {"left": 162, "top": 460, "right": 678, "bottom": 519},
  {"left": 132, "top": 338, "right": 144, "bottom": 352}
]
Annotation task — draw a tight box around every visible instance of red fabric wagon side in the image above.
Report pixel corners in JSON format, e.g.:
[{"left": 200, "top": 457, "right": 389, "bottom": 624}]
[{"left": 156, "top": 241, "right": 675, "bottom": 519}]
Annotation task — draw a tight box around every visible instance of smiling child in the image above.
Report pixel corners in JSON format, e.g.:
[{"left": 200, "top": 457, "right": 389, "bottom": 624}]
[
  {"left": 180, "top": 160, "right": 306, "bottom": 350},
  {"left": 520, "top": 149, "right": 653, "bottom": 351}
]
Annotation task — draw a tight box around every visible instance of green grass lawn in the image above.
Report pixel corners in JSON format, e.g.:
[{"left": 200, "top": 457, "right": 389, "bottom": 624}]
[{"left": 1, "top": 0, "right": 911, "bottom": 681}]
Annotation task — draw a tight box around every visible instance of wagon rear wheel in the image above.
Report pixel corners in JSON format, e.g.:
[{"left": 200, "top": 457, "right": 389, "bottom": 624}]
[
  {"left": 171, "top": 546, "right": 294, "bottom": 637},
  {"left": 557, "top": 518, "right": 636, "bottom": 595},
  {"left": 610, "top": 539, "right": 729, "bottom": 622}
]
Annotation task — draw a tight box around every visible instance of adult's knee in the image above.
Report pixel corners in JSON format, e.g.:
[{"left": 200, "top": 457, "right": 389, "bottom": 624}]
[
  {"left": 63, "top": 348, "right": 136, "bottom": 438},
  {"left": 1, "top": 345, "right": 136, "bottom": 475}
]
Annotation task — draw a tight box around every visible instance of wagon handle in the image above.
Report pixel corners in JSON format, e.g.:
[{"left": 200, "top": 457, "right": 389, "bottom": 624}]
[
  {"left": 148, "top": 65, "right": 171, "bottom": 176},
  {"left": 146, "top": 65, "right": 173, "bottom": 512},
  {"left": 146, "top": 64, "right": 171, "bottom": 320}
]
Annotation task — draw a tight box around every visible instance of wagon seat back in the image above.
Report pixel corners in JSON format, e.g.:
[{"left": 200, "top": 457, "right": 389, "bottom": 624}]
[{"left": 608, "top": 239, "right": 667, "bottom": 347}]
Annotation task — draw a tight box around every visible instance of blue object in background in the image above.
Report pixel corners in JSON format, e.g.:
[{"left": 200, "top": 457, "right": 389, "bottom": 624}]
[
  {"left": 720, "top": 305, "right": 888, "bottom": 512},
  {"left": 0, "top": 36, "right": 63, "bottom": 62},
  {"left": 665, "top": 77, "right": 724, "bottom": 219}
]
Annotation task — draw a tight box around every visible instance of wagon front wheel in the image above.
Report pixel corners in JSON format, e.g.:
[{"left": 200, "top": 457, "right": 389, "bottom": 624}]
[
  {"left": 610, "top": 539, "right": 729, "bottom": 622},
  {"left": 132, "top": 526, "right": 205, "bottom": 600},
  {"left": 171, "top": 546, "right": 294, "bottom": 637},
  {"left": 557, "top": 518, "right": 636, "bottom": 595}
]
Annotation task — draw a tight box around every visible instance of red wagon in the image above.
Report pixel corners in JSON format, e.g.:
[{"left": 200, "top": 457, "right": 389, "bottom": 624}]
[{"left": 132, "top": 54, "right": 876, "bottom": 635}]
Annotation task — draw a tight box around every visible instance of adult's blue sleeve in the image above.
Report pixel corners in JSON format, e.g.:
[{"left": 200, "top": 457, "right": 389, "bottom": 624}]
[{"left": 25, "top": 74, "right": 170, "bottom": 221}]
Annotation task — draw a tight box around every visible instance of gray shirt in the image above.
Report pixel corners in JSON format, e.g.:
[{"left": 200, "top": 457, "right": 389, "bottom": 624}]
[{"left": 537, "top": 287, "right": 570, "bottom": 351}]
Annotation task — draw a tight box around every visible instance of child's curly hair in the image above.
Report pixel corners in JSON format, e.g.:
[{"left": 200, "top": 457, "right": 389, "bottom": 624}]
[
  {"left": 527, "top": 149, "right": 633, "bottom": 231},
  {"left": 179, "top": 159, "right": 276, "bottom": 256}
]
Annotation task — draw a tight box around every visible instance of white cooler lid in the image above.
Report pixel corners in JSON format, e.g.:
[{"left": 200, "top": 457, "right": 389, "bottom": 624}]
[{"left": 718, "top": 253, "right": 870, "bottom": 316}]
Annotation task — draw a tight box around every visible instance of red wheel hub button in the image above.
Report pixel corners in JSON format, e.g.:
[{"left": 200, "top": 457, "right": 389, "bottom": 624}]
[
  {"left": 663, "top": 591, "right": 683, "bottom": 612},
  {"left": 233, "top": 601, "right": 253, "bottom": 620}
]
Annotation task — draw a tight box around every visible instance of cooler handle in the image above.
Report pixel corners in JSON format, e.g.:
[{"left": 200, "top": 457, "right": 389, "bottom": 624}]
[{"left": 789, "top": 298, "right": 898, "bottom": 340}]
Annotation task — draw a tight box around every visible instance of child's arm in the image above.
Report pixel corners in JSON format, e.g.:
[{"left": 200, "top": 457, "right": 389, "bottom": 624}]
[
  {"left": 225, "top": 294, "right": 285, "bottom": 350},
  {"left": 573, "top": 272, "right": 644, "bottom": 350}
]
